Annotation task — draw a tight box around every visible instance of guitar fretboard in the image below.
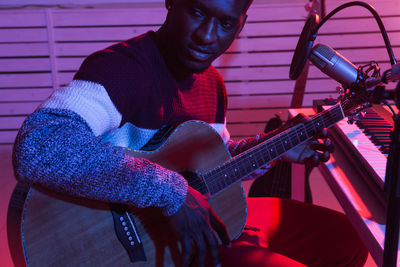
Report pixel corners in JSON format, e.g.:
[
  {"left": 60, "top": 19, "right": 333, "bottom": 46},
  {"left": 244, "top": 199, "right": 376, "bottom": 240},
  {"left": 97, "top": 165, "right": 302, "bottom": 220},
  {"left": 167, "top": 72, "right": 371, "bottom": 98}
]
[{"left": 203, "top": 103, "right": 345, "bottom": 195}]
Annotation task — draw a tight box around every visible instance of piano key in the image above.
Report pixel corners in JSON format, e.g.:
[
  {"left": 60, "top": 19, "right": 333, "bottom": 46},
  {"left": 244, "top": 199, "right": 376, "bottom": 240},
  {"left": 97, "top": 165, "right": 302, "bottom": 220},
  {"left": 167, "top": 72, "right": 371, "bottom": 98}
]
[
  {"left": 334, "top": 119, "right": 388, "bottom": 189},
  {"left": 332, "top": 105, "right": 396, "bottom": 189}
]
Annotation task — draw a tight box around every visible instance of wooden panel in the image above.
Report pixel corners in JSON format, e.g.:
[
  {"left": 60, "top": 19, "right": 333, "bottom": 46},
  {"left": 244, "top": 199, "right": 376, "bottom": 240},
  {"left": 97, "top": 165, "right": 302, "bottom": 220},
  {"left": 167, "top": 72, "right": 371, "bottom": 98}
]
[
  {"left": 53, "top": 26, "right": 158, "bottom": 42},
  {"left": 0, "top": 117, "right": 25, "bottom": 130},
  {"left": 0, "top": 11, "right": 46, "bottom": 27},
  {"left": 57, "top": 72, "right": 74, "bottom": 86},
  {"left": 215, "top": 52, "right": 293, "bottom": 67},
  {"left": 229, "top": 32, "right": 400, "bottom": 53},
  {"left": 0, "top": 58, "right": 51, "bottom": 72},
  {"left": 0, "top": 89, "right": 53, "bottom": 102},
  {"left": 326, "top": 0, "right": 400, "bottom": 17},
  {"left": 0, "top": 73, "right": 53, "bottom": 88},
  {"left": 221, "top": 61, "right": 394, "bottom": 82},
  {"left": 222, "top": 47, "right": 398, "bottom": 67},
  {"left": 55, "top": 57, "right": 84, "bottom": 71},
  {"left": 0, "top": 9, "right": 50, "bottom": 144},
  {"left": 219, "top": 66, "right": 291, "bottom": 81},
  {"left": 240, "top": 21, "right": 305, "bottom": 37},
  {"left": 219, "top": 66, "right": 329, "bottom": 81},
  {"left": 55, "top": 42, "right": 113, "bottom": 56},
  {"left": 318, "top": 16, "right": 400, "bottom": 34},
  {"left": 317, "top": 32, "right": 400, "bottom": 48},
  {"left": 0, "top": 28, "right": 48, "bottom": 43},
  {"left": 225, "top": 79, "right": 353, "bottom": 96},
  {"left": 241, "top": 16, "right": 400, "bottom": 37},
  {"left": 0, "top": 102, "right": 41, "bottom": 116},
  {"left": 227, "top": 122, "right": 266, "bottom": 137},
  {"left": 246, "top": 4, "right": 305, "bottom": 21},
  {"left": 52, "top": 8, "right": 166, "bottom": 26},
  {"left": 56, "top": 52, "right": 293, "bottom": 71},
  {"left": 227, "top": 36, "right": 298, "bottom": 52},
  {"left": 0, "top": 130, "right": 18, "bottom": 144},
  {"left": 227, "top": 108, "right": 289, "bottom": 123},
  {"left": 228, "top": 92, "right": 336, "bottom": 109},
  {"left": 226, "top": 80, "right": 296, "bottom": 95},
  {"left": 0, "top": 43, "right": 49, "bottom": 57}
]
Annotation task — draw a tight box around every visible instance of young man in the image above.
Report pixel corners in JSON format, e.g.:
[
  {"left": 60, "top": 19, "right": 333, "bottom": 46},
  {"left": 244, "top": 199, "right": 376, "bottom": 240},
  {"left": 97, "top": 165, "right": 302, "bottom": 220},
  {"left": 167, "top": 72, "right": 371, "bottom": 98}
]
[{"left": 13, "top": 0, "right": 368, "bottom": 266}]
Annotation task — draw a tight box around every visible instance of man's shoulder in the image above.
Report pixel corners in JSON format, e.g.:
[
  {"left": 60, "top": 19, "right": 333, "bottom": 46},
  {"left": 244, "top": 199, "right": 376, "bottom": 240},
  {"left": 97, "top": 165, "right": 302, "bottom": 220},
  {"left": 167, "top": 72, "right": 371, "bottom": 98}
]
[
  {"left": 88, "top": 31, "right": 155, "bottom": 61},
  {"left": 74, "top": 31, "right": 157, "bottom": 82}
]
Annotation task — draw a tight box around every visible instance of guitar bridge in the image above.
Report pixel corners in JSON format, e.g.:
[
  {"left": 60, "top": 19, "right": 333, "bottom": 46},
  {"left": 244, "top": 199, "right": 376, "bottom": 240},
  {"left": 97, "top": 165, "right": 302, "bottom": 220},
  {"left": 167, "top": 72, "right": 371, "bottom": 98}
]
[{"left": 110, "top": 204, "right": 147, "bottom": 262}]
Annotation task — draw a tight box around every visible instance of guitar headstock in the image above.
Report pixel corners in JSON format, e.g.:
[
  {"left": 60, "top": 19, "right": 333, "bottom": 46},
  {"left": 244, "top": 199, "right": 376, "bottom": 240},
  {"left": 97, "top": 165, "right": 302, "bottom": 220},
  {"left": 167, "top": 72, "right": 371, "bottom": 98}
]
[{"left": 338, "top": 85, "right": 373, "bottom": 123}]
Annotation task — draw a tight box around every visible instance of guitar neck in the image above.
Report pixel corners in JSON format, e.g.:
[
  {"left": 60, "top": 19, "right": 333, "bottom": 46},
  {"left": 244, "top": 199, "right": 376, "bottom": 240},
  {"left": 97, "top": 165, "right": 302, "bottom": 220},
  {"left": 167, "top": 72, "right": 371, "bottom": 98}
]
[{"left": 204, "top": 103, "right": 345, "bottom": 195}]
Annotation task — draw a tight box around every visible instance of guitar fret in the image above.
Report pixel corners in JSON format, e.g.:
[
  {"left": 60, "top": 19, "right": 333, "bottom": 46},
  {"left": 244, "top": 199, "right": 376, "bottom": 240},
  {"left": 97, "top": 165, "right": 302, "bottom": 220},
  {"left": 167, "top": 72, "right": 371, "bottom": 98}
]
[
  {"left": 261, "top": 145, "right": 272, "bottom": 164},
  {"left": 255, "top": 150, "right": 266, "bottom": 166},
  {"left": 305, "top": 121, "right": 314, "bottom": 138},
  {"left": 275, "top": 136, "right": 285, "bottom": 155},
  {"left": 245, "top": 157, "right": 253, "bottom": 174},
  {"left": 291, "top": 125, "right": 302, "bottom": 147},
  {"left": 314, "top": 116, "right": 323, "bottom": 131},
  {"left": 281, "top": 132, "right": 292, "bottom": 151},
  {"left": 266, "top": 142, "right": 278, "bottom": 159},
  {"left": 297, "top": 124, "right": 308, "bottom": 142}
]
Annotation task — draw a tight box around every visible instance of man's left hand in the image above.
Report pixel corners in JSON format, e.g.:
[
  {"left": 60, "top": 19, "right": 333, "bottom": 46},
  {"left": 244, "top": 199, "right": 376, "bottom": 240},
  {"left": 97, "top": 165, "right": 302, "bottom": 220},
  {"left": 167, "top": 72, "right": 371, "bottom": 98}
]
[{"left": 282, "top": 127, "right": 334, "bottom": 167}]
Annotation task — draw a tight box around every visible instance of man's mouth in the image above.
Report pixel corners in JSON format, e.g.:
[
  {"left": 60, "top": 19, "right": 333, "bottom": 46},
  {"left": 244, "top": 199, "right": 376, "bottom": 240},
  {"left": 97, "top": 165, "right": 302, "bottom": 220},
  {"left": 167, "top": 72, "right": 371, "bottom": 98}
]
[{"left": 188, "top": 47, "right": 214, "bottom": 62}]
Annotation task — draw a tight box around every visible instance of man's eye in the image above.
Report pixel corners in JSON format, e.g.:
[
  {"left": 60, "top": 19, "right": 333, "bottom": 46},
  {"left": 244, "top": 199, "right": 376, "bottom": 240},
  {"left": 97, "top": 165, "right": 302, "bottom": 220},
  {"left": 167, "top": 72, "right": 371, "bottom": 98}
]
[
  {"left": 192, "top": 8, "right": 204, "bottom": 17},
  {"left": 221, "top": 21, "right": 234, "bottom": 30}
]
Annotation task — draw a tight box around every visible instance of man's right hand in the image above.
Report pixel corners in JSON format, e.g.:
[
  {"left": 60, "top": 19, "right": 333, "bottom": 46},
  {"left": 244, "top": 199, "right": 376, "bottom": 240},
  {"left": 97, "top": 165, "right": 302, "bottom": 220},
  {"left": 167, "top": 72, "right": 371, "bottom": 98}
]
[{"left": 166, "top": 186, "right": 231, "bottom": 267}]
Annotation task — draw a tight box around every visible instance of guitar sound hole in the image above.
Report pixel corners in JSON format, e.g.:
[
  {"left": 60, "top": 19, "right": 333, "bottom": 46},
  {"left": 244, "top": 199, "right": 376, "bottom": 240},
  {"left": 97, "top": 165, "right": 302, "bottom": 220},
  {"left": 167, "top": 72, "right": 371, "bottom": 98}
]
[{"left": 179, "top": 171, "right": 208, "bottom": 195}]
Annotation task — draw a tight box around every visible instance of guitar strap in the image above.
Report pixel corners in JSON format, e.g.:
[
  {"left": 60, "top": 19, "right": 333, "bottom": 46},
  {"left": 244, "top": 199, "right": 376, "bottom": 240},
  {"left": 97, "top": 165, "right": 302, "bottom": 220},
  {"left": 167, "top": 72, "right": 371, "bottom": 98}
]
[{"left": 141, "top": 124, "right": 176, "bottom": 151}]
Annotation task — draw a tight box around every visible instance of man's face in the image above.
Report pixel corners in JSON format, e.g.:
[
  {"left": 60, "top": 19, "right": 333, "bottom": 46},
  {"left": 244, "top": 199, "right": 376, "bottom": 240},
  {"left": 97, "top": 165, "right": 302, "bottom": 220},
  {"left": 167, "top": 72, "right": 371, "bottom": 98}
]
[{"left": 164, "top": 0, "right": 249, "bottom": 73}]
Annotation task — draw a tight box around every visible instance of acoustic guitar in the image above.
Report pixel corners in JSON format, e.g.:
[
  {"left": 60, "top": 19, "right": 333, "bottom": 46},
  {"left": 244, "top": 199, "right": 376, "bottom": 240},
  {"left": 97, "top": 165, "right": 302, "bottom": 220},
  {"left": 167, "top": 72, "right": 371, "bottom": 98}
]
[{"left": 7, "top": 95, "right": 370, "bottom": 266}]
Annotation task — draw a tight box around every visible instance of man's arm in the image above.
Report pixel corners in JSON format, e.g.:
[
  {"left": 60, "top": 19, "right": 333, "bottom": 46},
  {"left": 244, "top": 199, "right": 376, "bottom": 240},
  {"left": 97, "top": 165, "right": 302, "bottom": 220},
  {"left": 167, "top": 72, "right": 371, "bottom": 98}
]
[{"left": 13, "top": 80, "right": 187, "bottom": 216}]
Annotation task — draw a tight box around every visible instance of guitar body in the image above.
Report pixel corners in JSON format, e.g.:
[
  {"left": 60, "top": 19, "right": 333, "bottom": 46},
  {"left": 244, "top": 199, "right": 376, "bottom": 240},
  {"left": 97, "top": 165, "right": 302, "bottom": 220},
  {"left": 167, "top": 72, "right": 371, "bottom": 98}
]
[{"left": 8, "top": 121, "right": 247, "bottom": 267}]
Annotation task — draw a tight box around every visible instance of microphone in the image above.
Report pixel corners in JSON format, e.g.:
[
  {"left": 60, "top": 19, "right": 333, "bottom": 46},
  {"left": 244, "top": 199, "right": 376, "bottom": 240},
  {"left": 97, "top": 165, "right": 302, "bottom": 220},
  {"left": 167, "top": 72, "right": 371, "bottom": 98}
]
[
  {"left": 310, "top": 43, "right": 400, "bottom": 103},
  {"left": 309, "top": 43, "right": 382, "bottom": 89}
]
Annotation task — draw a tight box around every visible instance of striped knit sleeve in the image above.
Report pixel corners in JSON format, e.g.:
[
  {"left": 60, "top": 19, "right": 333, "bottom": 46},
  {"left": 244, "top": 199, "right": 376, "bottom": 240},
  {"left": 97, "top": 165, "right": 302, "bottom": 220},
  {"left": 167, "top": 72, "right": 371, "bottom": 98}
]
[{"left": 12, "top": 81, "right": 188, "bottom": 216}]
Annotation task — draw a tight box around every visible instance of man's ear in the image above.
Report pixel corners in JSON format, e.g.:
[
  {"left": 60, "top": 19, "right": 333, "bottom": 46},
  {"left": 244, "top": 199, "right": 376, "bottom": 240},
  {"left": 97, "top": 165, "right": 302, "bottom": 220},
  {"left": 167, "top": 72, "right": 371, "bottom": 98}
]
[{"left": 239, "top": 14, "right": 248, "bottom": 34}]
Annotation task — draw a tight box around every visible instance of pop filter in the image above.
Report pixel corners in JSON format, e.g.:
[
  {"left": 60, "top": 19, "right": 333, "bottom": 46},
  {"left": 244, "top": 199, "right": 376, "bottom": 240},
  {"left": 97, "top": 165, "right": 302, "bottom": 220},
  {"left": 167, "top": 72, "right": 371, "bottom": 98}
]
[{"left": 289, "top": 13, "right": 319, "bottom": 80}]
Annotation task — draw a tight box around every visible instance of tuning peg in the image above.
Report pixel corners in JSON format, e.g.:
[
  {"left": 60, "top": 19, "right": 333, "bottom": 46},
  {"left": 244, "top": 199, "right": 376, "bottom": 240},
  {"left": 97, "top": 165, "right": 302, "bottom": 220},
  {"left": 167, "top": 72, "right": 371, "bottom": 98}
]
[
  {"left": 336, "top": 86, "right": 344, "bottom": 94},
  {"left": 347, "top": 118, "right": 355, "bottom": 125},
  {"left": 347, "top": 110, "right": 366, "bottom": 124}
]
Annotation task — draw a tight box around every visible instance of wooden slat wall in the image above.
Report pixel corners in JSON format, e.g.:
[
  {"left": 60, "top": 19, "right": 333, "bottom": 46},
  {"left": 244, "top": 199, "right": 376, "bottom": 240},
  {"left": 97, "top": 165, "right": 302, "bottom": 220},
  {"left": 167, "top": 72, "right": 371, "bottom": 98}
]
[
  {"left": 0, "top": 9, "right": 50, "bottom": 144},
  {"left": 0, "top": 0, "right": 399, "bottom": 144}
]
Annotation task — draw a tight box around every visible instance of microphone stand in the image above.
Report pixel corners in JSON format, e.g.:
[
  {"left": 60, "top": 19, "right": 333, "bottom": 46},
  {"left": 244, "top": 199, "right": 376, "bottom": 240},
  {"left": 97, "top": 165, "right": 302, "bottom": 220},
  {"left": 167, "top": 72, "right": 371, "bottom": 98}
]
[
  {"left": 382, "top": 82, "right": 400, "bottom": 267},
  {"left": 290, "top": 3, "right": 399, "bottom": 262}
]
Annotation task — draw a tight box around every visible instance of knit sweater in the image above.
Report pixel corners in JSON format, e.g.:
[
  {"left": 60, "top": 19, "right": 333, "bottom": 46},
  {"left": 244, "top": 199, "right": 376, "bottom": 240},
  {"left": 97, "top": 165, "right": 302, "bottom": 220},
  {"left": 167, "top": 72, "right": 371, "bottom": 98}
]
[{"left": 13, "top": 31, "right": 269, "bottom": 215}]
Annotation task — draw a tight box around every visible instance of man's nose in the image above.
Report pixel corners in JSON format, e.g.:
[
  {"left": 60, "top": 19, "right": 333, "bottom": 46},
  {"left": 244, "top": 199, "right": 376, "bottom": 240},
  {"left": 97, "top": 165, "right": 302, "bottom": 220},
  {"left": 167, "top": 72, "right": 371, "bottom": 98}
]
[{"left": 195, "top": 18, "right": 217, "bottom": 44}]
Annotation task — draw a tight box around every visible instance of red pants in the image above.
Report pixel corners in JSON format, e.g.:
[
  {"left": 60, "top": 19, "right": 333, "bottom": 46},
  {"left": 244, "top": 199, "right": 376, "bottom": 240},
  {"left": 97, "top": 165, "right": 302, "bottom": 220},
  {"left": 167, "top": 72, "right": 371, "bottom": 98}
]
[{"left": 219, "top": 197, "right": 368, "bottom": 267}]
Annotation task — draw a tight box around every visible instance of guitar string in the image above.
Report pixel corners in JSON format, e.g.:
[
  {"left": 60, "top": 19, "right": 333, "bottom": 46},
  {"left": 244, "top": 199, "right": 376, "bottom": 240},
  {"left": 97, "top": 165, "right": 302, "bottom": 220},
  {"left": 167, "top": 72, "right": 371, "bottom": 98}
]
[
  {"left": 188, "top": 104, "right": 348, "bottom": 195},
  {"left": 190, "top": 105, "right": 344, "bottom": 194},
  {"left": 203, "top": 107, "right": 343, "bottom": 194}
]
